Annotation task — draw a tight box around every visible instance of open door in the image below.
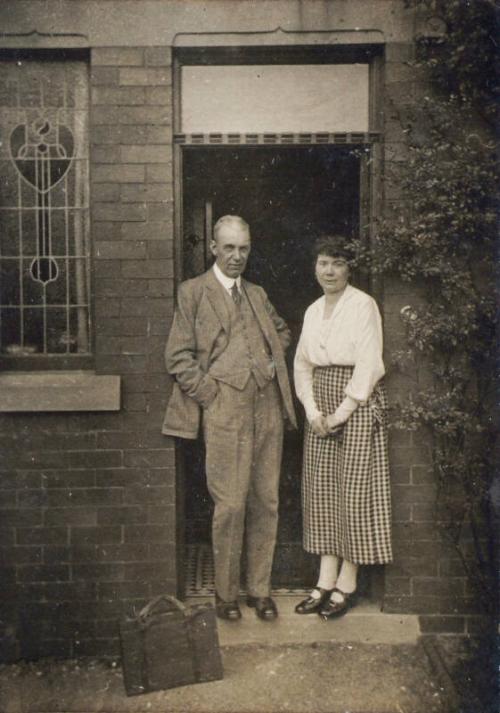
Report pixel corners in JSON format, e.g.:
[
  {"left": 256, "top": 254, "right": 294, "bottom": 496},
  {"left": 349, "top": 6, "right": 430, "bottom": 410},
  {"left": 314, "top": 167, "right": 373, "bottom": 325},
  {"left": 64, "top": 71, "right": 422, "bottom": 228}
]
[{"left": 181, "top": 145, "right": 373, "bottom": 594}]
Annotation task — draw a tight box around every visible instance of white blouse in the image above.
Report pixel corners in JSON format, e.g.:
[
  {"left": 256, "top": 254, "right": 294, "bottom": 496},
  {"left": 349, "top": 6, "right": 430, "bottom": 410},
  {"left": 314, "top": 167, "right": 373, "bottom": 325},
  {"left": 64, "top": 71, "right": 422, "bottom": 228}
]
[{"left": 294, "top": 284, "right": 385, "bottom": 422}]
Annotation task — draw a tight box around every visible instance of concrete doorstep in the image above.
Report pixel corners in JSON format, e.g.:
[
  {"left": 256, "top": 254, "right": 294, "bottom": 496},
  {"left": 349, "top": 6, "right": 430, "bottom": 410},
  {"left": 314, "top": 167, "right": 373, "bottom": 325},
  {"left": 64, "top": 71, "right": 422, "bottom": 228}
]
[{"left": 205, "top": 595, "right": 421, "bottom": 647}]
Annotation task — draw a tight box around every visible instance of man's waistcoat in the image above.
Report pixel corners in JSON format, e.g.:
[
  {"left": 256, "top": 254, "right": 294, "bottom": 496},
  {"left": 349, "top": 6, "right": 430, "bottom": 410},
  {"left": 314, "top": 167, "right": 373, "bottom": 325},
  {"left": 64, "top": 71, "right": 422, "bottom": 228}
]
[
  {"left": 208, "top": 286, "right": 274, "bottom": 390},
  {"left": 162, "top": 269, "right": 297, "bottom": 439}
]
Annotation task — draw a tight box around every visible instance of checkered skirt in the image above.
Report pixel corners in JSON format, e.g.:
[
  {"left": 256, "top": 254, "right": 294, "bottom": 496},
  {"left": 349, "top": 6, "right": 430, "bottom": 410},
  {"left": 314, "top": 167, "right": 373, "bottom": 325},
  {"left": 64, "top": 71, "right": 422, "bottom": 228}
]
[{"left": 302, "top": 365, "right": 393, "bottom": 564}]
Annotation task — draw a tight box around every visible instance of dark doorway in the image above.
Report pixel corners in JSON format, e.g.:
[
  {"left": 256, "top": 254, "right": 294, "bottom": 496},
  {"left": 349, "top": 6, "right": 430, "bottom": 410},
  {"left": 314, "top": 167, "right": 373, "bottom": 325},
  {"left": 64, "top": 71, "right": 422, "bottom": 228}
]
[{"left": 181, "top": 145, "right": 370, "bottom": 593}]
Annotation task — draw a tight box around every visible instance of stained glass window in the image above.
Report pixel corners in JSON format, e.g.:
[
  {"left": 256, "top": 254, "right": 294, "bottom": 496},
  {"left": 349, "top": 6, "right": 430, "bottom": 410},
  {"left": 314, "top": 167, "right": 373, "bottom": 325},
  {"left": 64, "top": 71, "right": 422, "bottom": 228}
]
[{"left": 0, "top": 58, "right": 90, "bottom": 356}]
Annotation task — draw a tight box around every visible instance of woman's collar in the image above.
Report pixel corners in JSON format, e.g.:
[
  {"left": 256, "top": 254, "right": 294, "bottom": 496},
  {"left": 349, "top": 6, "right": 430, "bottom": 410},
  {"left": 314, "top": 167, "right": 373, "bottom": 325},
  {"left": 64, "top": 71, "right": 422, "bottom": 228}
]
[{"left": 321, "top": 283, "right": 354, "bottom": 314}]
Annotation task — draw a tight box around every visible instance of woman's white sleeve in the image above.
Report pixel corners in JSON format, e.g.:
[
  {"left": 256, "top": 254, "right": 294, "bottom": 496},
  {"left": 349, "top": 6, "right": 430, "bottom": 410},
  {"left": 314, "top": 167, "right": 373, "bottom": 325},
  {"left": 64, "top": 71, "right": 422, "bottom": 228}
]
[
  {"left": 344, "top": 298, "right": 385, "bottom": 404},
  {"left": 294, "top": 332, "right": 322, "bottom": 423},
  {"left": 333, "top": 394, "right": 359, "bottom": 423}
]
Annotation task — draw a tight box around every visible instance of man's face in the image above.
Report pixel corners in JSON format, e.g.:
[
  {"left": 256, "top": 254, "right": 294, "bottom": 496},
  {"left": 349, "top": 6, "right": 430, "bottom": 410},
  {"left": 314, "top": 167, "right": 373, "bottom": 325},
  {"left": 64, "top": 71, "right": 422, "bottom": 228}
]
[{"left": 211, "top": 223, "right": 251, "bottom": 279}]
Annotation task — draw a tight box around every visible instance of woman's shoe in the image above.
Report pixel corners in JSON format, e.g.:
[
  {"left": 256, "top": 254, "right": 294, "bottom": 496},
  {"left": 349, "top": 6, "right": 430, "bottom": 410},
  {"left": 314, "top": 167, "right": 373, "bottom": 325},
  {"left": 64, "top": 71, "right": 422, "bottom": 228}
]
[
  {"left": 319, "top": 588, "right": 357, "bottom": 620},
  {"left": 295, "top": 587, "right": 333, "bottom": 615}
]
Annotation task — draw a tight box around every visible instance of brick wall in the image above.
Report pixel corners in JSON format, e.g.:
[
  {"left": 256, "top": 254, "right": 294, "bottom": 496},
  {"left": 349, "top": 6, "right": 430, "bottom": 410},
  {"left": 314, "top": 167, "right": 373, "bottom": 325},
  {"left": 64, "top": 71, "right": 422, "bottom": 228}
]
[
  {"left": 0, "top": 47, "right": 176, "bottom": 662},
  {"left": 0, "top": 39, "right": 485, "bottom": 664},
  {"left": 381, "top": 43, "right": 483, "bottom": 635}
]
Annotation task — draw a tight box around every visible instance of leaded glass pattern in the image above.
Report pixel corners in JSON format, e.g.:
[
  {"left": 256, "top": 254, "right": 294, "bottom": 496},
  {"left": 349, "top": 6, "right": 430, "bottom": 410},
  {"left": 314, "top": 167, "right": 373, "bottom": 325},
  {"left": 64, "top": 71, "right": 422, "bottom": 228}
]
[{"left": 0, "top": 59, "right": 90, "bottom": 356}]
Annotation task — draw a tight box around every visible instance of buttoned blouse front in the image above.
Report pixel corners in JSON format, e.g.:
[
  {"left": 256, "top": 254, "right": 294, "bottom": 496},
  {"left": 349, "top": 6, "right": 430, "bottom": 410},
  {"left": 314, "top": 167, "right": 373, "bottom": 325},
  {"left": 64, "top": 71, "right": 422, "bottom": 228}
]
[{"left": 294, "top": 284, "right": 385, "bottom": 422}]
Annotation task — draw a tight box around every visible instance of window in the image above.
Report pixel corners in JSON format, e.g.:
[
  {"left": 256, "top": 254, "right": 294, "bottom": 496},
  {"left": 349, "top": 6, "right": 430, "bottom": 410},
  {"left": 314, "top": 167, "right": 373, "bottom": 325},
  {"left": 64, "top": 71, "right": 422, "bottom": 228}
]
[
  {"left": 0, "top": 55, "right": 90, "bottom": 360},
  {"left": 181, "top": 64, "right": 369, "bottom": 133}
]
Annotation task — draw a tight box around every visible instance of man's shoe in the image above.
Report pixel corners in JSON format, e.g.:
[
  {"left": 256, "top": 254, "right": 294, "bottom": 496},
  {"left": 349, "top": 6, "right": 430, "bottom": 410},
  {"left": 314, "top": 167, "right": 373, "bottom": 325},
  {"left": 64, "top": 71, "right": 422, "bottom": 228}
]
[
  {"left": 246, "top": 595, "right": 278, "bottom": 621},
  {"left": 295, "top": 587, "right": 333, "bottom": 615},
  {"left": 215, "top": 593, "right": 241, "bottom": 621}
]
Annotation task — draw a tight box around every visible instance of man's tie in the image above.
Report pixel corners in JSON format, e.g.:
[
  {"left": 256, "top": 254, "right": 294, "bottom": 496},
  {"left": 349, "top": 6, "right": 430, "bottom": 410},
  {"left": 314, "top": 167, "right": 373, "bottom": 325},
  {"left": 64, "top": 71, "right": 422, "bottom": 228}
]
[{"left": 231, "top": 282, "right": 241, "bottom": 306}]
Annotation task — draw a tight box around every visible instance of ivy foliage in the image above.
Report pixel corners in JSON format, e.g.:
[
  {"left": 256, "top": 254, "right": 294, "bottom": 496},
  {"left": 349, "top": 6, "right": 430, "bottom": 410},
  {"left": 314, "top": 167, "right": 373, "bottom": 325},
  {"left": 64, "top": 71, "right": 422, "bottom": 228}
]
[
  {"left": 407, "top": 0, "right": 499, "bottom": 124},
  {"left": 374, "top": 1, "right": 498, "bottom": 609}
]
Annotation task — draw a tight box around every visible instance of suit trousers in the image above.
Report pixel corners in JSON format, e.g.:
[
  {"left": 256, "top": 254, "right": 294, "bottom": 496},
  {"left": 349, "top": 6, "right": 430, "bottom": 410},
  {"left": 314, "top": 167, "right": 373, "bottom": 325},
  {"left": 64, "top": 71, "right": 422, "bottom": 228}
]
[{"left": 202, "top": 376, "right": 284, "bottom": 602}]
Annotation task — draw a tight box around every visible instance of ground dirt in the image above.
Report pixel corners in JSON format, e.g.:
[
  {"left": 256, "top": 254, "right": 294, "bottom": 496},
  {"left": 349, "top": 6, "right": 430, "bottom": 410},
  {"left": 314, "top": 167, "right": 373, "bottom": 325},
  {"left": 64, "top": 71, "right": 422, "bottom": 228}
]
[{"left": 0, "top": 641, "right": 453, "bottom": 713}]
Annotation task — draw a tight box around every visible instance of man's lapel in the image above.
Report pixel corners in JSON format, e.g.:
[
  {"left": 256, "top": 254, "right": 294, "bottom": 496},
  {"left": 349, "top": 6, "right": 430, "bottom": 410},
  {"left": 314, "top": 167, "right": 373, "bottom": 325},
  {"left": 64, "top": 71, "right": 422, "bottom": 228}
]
[
  {"left": 242, "top": 279, "right": 272, "bottom": 343},
  {"left": 204, "top": 268, "right": 231, "bottom": 332}
]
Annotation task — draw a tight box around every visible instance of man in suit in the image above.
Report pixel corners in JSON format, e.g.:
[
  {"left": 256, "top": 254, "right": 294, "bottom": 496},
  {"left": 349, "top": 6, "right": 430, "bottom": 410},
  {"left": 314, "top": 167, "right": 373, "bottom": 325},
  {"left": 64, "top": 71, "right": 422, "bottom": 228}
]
[{"left": 163, "top": 215, "right": 296, "bottom": 621}]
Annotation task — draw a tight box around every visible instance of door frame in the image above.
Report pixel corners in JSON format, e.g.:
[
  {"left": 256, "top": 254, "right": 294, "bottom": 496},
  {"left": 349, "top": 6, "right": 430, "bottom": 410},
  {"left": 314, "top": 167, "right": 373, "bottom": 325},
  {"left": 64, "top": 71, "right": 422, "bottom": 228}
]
[{"left": 172, "top": 43, "right": 385, "bottom": 599}]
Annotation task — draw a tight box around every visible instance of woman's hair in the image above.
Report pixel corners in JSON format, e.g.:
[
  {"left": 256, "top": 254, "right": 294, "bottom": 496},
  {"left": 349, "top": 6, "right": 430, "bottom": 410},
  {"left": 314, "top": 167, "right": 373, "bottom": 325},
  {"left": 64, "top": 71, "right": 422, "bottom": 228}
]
[{"left": 312, "top": 235, "right": 354, "bottom": 263}]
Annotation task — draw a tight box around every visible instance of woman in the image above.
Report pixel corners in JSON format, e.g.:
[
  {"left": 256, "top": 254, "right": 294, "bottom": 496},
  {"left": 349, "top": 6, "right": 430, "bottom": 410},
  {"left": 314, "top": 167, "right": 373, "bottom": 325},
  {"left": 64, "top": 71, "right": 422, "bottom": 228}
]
[{"left": 293, "top": 235, "right": 392, "bottom": 619}]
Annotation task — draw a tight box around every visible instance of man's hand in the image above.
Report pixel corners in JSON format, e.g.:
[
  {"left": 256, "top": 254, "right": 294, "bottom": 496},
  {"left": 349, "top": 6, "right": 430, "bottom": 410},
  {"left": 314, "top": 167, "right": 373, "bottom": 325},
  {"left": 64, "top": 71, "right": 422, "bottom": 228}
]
[
  {"left": 310, "top": 414, "right": 329, "bottom": 437},
  {"left": 201, "top": 379, "right": 219, "bottom": 409}
]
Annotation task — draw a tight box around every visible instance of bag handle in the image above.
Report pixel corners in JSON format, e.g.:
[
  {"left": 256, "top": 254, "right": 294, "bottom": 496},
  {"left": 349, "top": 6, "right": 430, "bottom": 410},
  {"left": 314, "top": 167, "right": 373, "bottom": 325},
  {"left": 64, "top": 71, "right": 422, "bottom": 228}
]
[{"left": 138, "top": 594, "right": 186, "bottom": 621}]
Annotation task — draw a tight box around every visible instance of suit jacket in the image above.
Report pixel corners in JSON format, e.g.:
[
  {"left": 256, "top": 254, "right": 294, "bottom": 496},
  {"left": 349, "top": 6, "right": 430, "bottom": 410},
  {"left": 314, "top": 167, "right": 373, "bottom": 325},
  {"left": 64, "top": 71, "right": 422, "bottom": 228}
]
[{"left": 162, "top": 268, "right": 297, "bottom": 439}]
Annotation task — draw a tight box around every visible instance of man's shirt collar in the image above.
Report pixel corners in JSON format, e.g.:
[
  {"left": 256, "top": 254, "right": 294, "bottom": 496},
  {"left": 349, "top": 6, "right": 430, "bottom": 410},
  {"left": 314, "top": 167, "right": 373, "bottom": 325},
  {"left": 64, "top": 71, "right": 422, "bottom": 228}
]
[{"left": 213, "top": 262, "right": 241, "bottom": 292}]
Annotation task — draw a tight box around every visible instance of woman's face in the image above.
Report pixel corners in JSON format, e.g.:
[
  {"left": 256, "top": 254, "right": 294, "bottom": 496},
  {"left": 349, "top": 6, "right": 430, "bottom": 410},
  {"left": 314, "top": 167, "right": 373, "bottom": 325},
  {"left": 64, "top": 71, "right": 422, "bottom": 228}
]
[{"left": 315, "top": 253, "right": 350, "bottom": 295}]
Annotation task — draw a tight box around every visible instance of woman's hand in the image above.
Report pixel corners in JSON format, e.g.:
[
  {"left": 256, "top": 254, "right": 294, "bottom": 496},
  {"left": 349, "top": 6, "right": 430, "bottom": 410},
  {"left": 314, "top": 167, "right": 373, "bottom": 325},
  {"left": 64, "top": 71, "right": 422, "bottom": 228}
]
[
  {"left": 310, "top": 414, "right": 329, "bottom": 437},
  {"left": 326, "top": 413, "right": 344, "bottom": 431}
]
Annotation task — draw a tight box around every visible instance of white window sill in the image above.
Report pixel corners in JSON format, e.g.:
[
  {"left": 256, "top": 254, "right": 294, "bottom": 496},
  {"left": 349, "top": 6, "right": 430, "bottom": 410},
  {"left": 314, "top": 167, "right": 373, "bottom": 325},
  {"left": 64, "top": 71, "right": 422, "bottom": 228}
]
[{"left": 0, "top": 371, "right": 121, "bottom": 412}]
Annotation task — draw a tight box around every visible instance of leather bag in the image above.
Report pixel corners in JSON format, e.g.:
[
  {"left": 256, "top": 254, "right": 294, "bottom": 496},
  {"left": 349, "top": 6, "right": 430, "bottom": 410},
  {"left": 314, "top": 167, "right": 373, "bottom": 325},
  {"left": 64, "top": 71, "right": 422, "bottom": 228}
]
[{"left": 120, "top": 594, "right": 223, "bottom": 696}]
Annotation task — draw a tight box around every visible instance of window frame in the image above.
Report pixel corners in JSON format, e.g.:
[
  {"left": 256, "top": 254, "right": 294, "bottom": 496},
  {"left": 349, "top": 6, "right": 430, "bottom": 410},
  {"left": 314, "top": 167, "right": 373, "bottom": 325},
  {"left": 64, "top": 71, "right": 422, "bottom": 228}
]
[{"left": 0, "top": 47, "right": 93, "bottom": 372}]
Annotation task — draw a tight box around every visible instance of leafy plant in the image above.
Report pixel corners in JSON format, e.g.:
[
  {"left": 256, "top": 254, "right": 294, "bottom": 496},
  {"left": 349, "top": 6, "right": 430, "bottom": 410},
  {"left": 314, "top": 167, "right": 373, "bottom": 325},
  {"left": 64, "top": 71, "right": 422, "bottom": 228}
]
[
  {"left": 406, "top": 0, "right": 499, "bottom": 124},
  {"left": 372, "top": 1, "right": 498, "bottom": 612}
]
